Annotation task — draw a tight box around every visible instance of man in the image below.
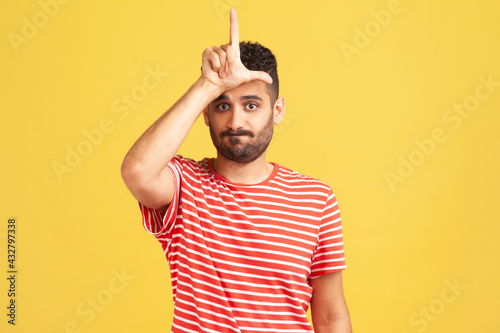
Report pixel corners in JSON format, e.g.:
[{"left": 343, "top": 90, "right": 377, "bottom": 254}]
[{"left": 121, "top": 9, "right": 352, "bottom": 333}]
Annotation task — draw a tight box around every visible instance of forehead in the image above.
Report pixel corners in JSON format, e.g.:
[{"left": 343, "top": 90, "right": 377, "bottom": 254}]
[{"left": 212, "top": 81, "right": 269, "bottom": 103}]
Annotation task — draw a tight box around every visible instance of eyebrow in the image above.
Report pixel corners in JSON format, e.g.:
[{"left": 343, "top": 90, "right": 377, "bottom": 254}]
[{"left": 212, "top": 94, "right": 263, "bottom": 103}]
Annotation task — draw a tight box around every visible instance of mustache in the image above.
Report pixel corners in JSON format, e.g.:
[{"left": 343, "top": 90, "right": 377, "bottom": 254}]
[{"left": 220, "top": 129, "right": 255, "bottom": 138}]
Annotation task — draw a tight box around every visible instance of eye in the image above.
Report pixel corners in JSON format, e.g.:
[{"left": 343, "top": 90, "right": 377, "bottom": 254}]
[
  {"left": 217, "top": 103, "right": 230, "bottom": 111},
  {"left": 246, "top": 103, "right": 258, "bottom": 110}
]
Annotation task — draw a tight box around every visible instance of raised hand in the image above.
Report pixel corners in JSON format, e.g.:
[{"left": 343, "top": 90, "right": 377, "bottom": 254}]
[{"left": 201, "top": 8, "right": 273, "bottom": 92}]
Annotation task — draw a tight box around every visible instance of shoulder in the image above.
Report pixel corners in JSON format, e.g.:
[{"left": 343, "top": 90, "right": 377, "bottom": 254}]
[
  {"left": 170, "top": 155, "right": 212, "bottom": 177},
  {"left": 170, "top": 155, "right": 209, "bottom": 167},
  {"left": 273, "top": 163, "right": 334, "bottom": 195}
]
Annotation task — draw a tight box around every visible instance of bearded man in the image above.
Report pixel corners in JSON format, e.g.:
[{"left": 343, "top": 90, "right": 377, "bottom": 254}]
[{"left": 121, "top": 9, "right": 352, "bottom": 333}]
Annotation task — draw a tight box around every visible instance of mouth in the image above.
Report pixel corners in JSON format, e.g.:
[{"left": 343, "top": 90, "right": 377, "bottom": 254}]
[
  {"left": 224, "top": 135, "right": 247, "bottom": 145},
  {"left": 221, "top": 130, "right": 254, "bottom": 138},
  {"left": 226, "top": 134, "right": 248, "bottom": 137}
]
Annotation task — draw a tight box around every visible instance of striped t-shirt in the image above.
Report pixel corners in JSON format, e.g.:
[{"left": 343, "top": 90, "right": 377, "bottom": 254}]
[{"left": 139, "top": 155, "right": 346, "bottom": 333}]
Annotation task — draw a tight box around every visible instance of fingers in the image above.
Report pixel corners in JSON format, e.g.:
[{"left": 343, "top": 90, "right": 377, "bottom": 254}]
[
  {"left": 203, "top": 46, "right": 273, "bottom": 84},
  {"left": 203, "top": 47, "right": 222, "bottom": 74},
  {"left": 247, "top": 70, "right": 273, "bottom": 85},
  {"left": 229, "top": 8, "right": 239, "bottom": 51},
  {"left": 214, "top": 47, "right": 227, "bottom": 78},
  {"left": 203, "top": 46, "right": 230, "bottom": 78},
  {"left": 221, "top": 44, "right": 237, "bottom": 75}
]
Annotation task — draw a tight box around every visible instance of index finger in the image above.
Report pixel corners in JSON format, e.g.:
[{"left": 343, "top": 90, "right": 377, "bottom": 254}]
[{"left": 229, "top": 8, "right": 239, "bottom": 49}]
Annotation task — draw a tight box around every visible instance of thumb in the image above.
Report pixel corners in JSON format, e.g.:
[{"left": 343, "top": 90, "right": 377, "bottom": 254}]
[{"left": 247, "top": 70, "right": 273, "bottom": 85}]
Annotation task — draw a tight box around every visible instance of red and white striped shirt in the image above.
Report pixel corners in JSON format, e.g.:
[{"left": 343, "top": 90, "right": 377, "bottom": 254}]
[{"left": 139, "top": 155, "right": 346, "bottom": 333}]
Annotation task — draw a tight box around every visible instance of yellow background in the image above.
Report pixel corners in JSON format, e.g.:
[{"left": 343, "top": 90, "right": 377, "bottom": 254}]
[{"left": 1, "top": 0, "right": 499, "bottom": 332}]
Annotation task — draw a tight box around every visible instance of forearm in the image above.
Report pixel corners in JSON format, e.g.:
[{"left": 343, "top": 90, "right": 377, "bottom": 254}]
[
  {"left": 310, "top": 272, "right": 352, "bottom": 333},
  {"left": 121, "top": 77, "right": 222, "bottom": 179},
  {"left": 313, "top": 312, "right": 352, "bottom": 333}
]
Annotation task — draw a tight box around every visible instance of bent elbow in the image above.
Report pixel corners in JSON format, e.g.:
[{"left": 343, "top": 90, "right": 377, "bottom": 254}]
[{"left": 120, "top": 157, "right": 144, "bottom": 188}]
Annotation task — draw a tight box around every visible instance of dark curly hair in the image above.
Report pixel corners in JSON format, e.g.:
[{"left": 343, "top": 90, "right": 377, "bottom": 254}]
[{"left": 239, "top": 41, "right": 279, "bottom": 105}]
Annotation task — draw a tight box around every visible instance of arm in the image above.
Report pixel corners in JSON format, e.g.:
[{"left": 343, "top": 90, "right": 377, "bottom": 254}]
[
  {"left": 310, "top": 271, "right": 352, "bottom": 333},
  {"left": 121, "top": 78, "right": 221, "bottom": 210},
  {"left": 120, "top": 9, "right": 272, "bottom": 210}
]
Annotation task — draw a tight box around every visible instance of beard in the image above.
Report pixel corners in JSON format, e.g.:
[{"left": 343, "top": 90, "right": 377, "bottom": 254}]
[{"left": 209, "top": 113, "right": 274, "bottom": 164}]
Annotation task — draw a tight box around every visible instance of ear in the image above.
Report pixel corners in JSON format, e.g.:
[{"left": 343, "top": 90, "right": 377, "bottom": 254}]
[
  {"left": 202, "top": 106, "right": 210, "bottom": 126},
  {"left": 273, "top": 97, "right": 285, "bottom": 125}
]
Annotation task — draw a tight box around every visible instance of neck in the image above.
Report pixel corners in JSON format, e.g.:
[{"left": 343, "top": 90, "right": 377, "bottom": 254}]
[{"left": 213, "top": 153, "right": 274, "bottom": 184}]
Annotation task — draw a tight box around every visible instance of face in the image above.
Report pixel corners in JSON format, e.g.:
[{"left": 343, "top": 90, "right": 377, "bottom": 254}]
[{"left": 204, "top": 81, "right": 284, "bottom": 164}]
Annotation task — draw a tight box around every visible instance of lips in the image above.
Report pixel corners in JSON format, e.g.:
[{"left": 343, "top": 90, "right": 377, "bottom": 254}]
[{"left": 220, "top": 130, "right": 254, "bottom": 138}]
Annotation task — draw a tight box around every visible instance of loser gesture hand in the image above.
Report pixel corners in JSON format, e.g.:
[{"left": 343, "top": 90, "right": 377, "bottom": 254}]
[{"left": 201, "top": 9, "right": 273, "bottom": 92}]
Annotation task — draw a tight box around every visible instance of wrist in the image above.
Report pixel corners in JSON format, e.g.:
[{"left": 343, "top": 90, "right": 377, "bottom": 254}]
[{"left": 195, "top": 77, "right": 225, "bottom": 100}]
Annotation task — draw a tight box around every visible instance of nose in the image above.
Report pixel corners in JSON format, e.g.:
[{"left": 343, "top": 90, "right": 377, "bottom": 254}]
[{"left": 227, "top": 106, "right": 245, "bottom": 131}]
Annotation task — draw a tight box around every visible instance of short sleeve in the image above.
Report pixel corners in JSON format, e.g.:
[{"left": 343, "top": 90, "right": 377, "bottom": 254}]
[
  {"left": 138, "top": 155, "right": 184, "bottom": 239},
  {"left": 309, "top": 191, "right": 346, "bottom": 279}
]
